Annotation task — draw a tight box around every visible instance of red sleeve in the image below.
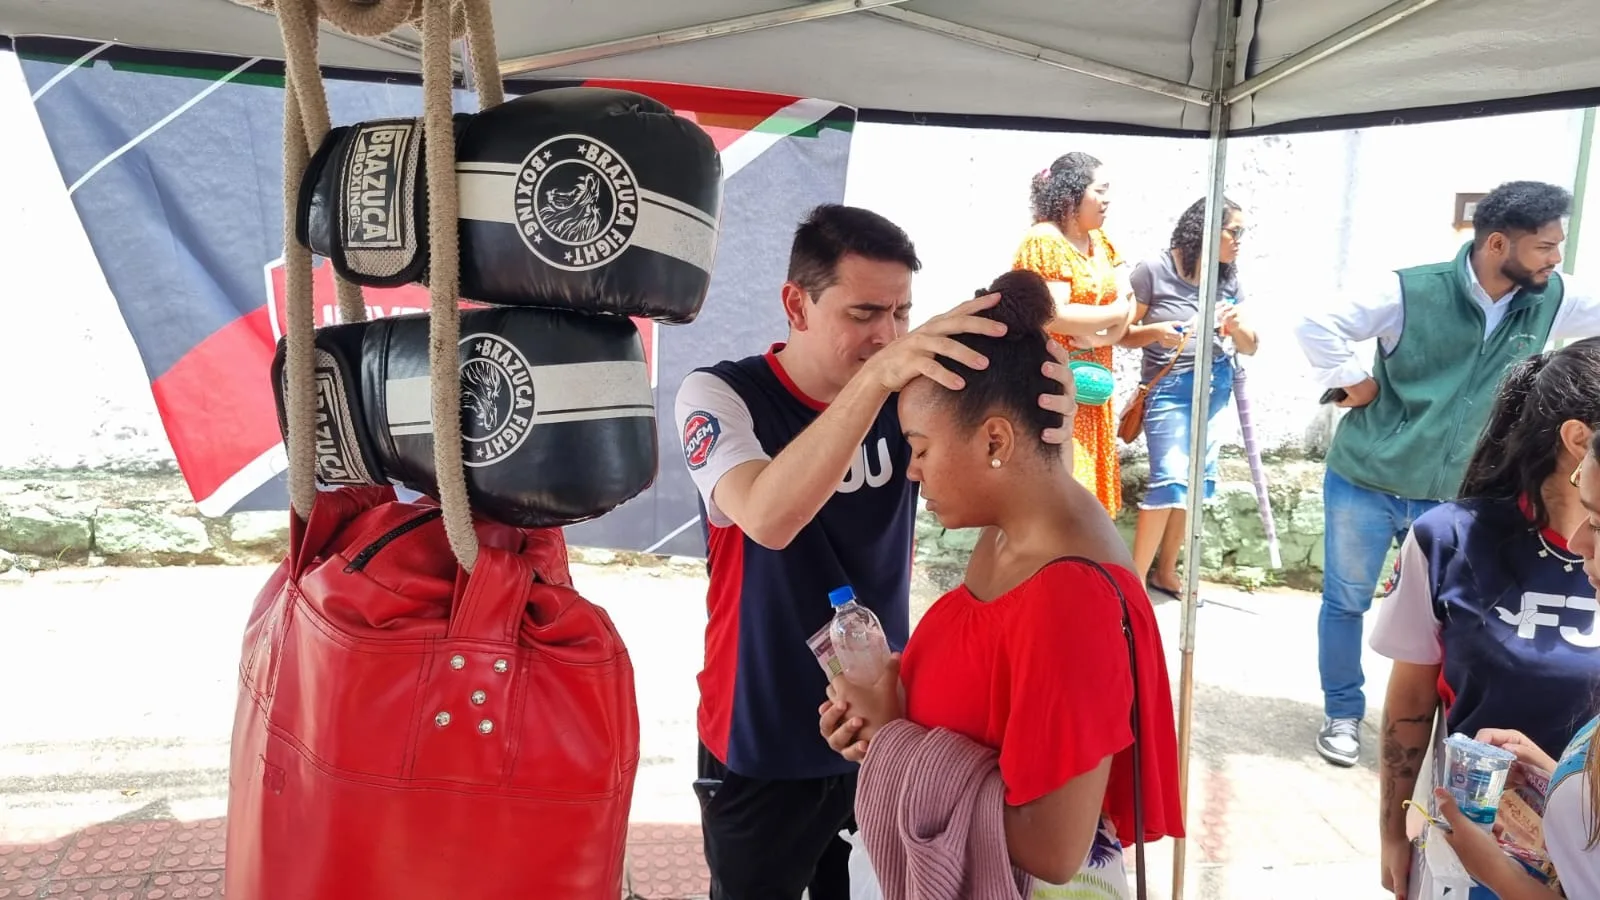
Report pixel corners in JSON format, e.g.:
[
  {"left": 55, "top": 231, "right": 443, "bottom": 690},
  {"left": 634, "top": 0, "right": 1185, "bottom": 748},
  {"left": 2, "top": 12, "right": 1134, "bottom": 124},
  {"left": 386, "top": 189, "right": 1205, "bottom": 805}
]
[{"left": 997, "top": 561, "right": 1134, "bottom": 807}]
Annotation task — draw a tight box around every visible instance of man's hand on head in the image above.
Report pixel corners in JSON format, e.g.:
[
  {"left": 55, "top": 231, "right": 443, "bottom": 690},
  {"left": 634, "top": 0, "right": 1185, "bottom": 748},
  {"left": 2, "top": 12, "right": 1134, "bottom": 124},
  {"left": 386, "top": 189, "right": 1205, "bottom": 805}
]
[
  {"left": 860, "top": 293, "right": 1005, "bottom": 394},
  {"left": 859, "top": 293, "right": 1075, "bottom": 451},
  {"left": 1039, "top": 340, "right": 1077, "bottom": 447}
]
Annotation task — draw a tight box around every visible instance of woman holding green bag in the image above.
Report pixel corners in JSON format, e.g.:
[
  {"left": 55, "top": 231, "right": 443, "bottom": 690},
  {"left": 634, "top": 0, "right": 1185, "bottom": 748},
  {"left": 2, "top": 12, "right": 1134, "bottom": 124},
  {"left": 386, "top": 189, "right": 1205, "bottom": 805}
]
[
  {"left": 1014, "top": 152, "right": 1133, "bottom": 518},
  {"left": 1121, "top": 196, "right": 1258, "bottom": 596}
]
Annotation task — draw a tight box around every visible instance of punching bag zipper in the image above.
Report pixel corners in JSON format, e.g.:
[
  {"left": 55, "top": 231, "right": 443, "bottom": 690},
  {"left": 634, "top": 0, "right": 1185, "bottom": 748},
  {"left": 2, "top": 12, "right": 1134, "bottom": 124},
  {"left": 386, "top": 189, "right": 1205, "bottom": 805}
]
[{"left": 344, "top": 507, "right": 444, "bottom": 573}]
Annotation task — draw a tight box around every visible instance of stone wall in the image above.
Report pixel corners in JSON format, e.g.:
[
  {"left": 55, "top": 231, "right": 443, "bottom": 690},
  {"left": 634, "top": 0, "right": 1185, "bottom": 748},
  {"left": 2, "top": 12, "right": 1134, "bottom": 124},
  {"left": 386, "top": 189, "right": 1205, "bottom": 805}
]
[
  {"left": 914, "top": 453, "right": 1386, "bottom": 594},
  {"left": 0, "top": 469, "right": 289, "bottom": 573},
  {"left": 1119, "top": 455, "right": 1330, "bottom": 591},
  {"left": 2, "top": 454, "right": 1383, "bottom": 593}
]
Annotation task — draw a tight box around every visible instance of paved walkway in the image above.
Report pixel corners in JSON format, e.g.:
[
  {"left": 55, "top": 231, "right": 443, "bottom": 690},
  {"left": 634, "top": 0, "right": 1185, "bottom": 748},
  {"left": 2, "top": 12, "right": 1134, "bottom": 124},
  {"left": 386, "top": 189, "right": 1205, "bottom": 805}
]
[{"left": 0, "top": 562, "right": 1397, "bottom": 899}]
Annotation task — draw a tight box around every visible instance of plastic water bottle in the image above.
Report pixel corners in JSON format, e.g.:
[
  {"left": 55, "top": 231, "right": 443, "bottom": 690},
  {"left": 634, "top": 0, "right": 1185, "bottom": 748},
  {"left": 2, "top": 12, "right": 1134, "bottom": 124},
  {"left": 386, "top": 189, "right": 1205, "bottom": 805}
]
[
  {"left": 828, "top": 586, "right": 890, "bottom": 686},
  {"left": 1217, "top": 294, "right": 1239, "bottom": 329}
]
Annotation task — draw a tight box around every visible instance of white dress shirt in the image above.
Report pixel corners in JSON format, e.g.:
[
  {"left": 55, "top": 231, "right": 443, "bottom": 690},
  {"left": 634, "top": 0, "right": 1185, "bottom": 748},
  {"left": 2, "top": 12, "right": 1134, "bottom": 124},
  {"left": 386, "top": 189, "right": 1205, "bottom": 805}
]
[{"left": 1294, "top": 256, "right": 1600, "bottom": 389}]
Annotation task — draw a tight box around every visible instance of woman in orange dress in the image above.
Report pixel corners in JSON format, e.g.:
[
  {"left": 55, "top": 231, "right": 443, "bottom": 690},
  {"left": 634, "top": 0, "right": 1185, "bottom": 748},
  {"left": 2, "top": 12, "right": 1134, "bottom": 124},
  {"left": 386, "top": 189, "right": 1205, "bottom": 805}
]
[{"left": 1013, "top": 152, "right": 1133, "bottom": 518}]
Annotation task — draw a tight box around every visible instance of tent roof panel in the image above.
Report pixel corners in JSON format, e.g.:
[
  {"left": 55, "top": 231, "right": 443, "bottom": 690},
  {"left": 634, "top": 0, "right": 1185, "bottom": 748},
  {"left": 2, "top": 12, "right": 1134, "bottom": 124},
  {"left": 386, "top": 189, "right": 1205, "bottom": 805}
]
[
  {"left": 897, "top": 0, "right": 1207, "bottom": 86},
  {"left": 2, "top": 0, "right": 1598, "bottom": 135},
  {"left": 1240, "top": 0, "right": 1600, "bottom": 129},
  {"left": 528, "top": 14, "right": 1198, "bottom": 132}
]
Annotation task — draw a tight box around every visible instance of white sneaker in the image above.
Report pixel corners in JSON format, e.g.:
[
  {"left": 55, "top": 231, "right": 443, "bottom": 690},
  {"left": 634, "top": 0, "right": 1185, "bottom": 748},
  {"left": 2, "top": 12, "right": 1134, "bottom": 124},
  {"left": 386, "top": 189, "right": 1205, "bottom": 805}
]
[{"left": 1317, "top": 716, "right": 1361, "bottom": 767}]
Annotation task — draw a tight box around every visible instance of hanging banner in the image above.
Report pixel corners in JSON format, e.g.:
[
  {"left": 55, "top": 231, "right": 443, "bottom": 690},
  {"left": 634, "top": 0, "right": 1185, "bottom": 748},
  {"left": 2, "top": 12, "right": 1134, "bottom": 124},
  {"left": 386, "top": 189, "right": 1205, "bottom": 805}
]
[{"left": 12, "top": 36, "right": 856, "bottom": 556}]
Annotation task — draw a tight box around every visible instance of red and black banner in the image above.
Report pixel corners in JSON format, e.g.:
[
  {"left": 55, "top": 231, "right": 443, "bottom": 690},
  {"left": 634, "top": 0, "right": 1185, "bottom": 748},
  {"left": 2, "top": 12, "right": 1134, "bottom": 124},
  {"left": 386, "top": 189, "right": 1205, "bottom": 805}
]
[{"left": 12, "top": 36, "right": 857, "bottom": 556}]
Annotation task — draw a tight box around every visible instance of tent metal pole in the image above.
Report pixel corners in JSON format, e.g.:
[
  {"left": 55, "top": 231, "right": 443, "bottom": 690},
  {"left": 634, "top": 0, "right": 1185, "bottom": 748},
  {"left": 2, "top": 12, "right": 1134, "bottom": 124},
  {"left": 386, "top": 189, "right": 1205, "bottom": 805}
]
[
  {"left": 1565, "top": 107, "right": 1596, "bottom": 279},
  {"left": 497, "top": 0, "right": 914, "bottom": 77},
  {"left": 1226, "top": 0, "right": 1442, "bottom": 103},
  {"left": 1172, "top": 2, "right": 1239, "bottom": 898},
  {"left": 867, "top": 8, "right": 1210, "bottom": 105},
  {"left": 1557, "top": 107, "right": 1595, "bottom": 350}
]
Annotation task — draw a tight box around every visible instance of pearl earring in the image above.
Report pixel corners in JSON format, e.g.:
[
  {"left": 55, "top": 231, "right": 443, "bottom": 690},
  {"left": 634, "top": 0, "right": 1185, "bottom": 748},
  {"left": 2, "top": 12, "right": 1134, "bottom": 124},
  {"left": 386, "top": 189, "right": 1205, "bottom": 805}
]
[{"left": 990, "top": 458, "right": 1002, "bottom": 469}]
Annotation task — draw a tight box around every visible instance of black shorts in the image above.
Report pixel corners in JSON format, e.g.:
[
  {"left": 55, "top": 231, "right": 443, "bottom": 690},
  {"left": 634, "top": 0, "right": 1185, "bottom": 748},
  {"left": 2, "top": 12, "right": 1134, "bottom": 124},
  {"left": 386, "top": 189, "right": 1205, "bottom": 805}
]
[{"left": 695, "top": 743, "right": 858, "bottom": 900}]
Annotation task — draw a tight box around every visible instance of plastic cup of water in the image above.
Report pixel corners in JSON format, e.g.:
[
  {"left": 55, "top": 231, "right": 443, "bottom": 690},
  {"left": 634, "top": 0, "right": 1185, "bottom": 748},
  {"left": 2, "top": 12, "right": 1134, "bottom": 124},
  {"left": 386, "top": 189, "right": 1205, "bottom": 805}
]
[{"left": 1443, "top": 733, "right": 1517, "bottom": 831}]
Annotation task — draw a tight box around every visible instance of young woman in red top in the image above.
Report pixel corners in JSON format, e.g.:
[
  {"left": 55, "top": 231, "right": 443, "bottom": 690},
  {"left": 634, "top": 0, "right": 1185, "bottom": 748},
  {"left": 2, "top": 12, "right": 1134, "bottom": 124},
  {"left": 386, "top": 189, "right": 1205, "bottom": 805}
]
[{"left": 819, "top": 268, "right": 1185, "bottom": 891}]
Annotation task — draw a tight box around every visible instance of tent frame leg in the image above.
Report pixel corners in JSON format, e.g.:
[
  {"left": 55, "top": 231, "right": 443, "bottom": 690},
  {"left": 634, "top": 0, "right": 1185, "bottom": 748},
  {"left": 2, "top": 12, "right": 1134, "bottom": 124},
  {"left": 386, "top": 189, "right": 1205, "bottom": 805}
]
[
  {"left": 1566, "top": 107, "right": 1597, "bottom": 279},
  {"left": 1171, "top": 2, "right": 1240, "bottom": 898}
]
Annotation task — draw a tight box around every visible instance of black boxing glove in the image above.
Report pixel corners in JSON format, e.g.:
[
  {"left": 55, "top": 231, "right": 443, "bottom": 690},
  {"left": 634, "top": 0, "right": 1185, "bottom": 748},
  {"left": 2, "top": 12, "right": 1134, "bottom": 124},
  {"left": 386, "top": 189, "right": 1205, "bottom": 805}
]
[
  {"left": 297, "top": 86, "right": 722, "bottom": 324},
  {"left": 295, "top": 115, "right": 453, "bottom": 289},
  {"left": 270, "top": 317, "right": 388, "bottom": 487},
  {"left": 271, "top": 306, "right": 658, "bottom": 528}
]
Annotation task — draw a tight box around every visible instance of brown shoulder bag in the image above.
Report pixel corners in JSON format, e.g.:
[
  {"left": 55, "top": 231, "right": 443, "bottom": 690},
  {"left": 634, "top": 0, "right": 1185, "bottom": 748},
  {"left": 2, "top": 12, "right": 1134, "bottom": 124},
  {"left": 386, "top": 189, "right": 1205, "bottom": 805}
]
[{"left": 1116, "top": 331, "right": 1188, "bottom": 444}]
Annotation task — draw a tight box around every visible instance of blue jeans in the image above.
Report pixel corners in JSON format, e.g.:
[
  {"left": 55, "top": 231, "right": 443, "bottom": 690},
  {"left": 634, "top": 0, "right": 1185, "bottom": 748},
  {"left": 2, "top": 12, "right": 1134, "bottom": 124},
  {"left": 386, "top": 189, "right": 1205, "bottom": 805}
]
[
  {"left": 1140, "top": 357, "right": 1235, "bottom": 510},
  {"left": 1319, "top": 468, "right": 1440, "bottom": 719}
]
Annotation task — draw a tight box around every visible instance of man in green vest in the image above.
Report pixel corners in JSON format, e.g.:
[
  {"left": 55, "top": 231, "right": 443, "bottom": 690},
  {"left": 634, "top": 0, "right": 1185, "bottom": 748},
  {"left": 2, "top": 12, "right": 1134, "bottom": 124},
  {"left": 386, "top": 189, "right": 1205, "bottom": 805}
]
[{"left": 1295, "top": 180, "right": 1600, "bottom": 767}]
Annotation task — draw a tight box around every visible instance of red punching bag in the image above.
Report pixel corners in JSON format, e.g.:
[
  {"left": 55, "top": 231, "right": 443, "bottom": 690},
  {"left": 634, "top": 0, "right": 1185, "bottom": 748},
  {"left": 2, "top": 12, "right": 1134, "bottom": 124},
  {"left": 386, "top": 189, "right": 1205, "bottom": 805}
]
[{"left": 225, "top": 486, "right": 639, "bottom": 899}]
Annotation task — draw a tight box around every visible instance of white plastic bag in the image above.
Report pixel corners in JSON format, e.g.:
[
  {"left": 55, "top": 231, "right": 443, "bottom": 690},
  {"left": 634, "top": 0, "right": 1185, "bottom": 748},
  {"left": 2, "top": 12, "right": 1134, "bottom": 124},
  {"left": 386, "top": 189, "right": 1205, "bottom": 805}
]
[
  {"left": 843, "top": 829, "right": 884, "bottom": 900},
  {"left": 1405, "top": 711, "right": 1483, "bottom": 899}
]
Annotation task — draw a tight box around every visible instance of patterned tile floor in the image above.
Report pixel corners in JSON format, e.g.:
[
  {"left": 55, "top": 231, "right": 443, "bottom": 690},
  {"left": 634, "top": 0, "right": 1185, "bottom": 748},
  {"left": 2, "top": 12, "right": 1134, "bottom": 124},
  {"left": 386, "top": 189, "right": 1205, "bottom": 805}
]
[
  {"left": 623, "top": 824, "right": 710, "bottom": 900},
  {"left": 0, "top": 818, "right": 225, "bottom": 900},
  {"left": 0, "top": 819, "right": 708, "bottom": 900},
  {"left": 2, "top": 566, "right": 1403, "bottom": 900}
]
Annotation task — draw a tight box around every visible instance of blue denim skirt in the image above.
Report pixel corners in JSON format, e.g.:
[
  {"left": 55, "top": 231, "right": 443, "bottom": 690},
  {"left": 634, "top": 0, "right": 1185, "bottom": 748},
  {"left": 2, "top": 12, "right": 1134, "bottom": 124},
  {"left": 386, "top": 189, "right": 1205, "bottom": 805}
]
[{"left": 1140, "top": 357, "right": 1235, "bottom": 511}]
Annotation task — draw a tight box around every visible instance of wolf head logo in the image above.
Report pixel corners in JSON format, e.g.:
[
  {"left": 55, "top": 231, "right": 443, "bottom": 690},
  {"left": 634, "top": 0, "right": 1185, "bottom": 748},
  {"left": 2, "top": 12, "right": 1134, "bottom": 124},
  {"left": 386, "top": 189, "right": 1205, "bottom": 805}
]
[{"left": 538, "top": 172, "right": 605, "bottom": 244}]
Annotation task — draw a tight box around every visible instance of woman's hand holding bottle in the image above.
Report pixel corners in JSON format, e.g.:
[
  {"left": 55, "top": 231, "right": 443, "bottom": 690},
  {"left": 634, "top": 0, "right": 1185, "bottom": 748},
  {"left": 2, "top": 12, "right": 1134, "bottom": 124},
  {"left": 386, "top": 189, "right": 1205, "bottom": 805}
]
[{"left": 818, "top": 654, "right": 905, "bottom": 763}]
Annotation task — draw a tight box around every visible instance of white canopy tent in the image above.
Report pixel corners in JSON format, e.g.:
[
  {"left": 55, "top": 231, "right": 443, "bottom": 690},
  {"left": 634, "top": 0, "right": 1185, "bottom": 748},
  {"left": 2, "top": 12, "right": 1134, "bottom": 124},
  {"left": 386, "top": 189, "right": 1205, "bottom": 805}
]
[
  {"left": 3, "top": 0, "right": 1600, "bottom": 135},
  {"left": 5, "top": 1, "right": 1598, "bottom": 894}
]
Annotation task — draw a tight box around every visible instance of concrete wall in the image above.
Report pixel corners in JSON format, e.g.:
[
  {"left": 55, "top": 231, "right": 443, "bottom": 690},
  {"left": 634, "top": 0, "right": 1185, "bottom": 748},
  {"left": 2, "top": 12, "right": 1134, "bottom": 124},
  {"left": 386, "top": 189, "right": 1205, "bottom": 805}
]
[
  {"left": 0, "top": 54, "right": 174, "bottom": 475},
  {"left": 842, "top": 109, "right": 1593, "bottom": 457}
]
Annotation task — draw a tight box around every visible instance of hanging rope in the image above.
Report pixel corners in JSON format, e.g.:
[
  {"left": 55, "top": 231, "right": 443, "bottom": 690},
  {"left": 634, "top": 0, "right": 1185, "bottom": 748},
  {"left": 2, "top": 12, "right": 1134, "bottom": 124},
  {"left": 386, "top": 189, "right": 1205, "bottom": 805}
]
[
  {"left": 458, "top": 0, "right": 503, "bottom": 109},
  {"left": 272, "top": 0, "right": 504, "bottom": 571},
  {"left": 279, "top": 62, "right": 318, "bottom": 519},
  {"left": 418, "top": 0, "right": 480, "bottom": 571},
  {"left": 275, "top": 0, "right": 372, "bottom": 327}
]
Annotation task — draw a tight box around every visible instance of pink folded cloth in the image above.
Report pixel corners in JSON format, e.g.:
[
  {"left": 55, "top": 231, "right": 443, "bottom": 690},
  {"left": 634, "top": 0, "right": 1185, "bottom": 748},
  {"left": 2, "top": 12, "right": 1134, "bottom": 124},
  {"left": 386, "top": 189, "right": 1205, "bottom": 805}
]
[{"left": 856, "top": 719, "right": 1033, "bottom": 900}]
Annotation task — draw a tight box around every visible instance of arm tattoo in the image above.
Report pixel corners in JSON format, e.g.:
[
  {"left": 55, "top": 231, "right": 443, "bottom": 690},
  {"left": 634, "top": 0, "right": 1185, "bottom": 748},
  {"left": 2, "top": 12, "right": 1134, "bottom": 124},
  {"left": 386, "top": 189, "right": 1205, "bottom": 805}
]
[{"left": 1379, "top": 709, "right": 1433, "bottom": 837}]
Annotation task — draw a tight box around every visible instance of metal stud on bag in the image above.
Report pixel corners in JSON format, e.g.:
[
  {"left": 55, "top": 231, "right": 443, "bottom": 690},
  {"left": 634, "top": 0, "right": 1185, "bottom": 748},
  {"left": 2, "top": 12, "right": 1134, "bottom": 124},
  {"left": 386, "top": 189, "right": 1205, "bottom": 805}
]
[
  {"left": 471, "top": 691, "right": 487, "bottom": 705},
  {"left": 478, "top": 719, "right": 494, "bottom": 735},
  {"left": 434, "top": 711, "right": 451, "bottom": 727},
  {"left": 449, "top": 655, "right": 466, "bottom": 670},
  {"left": 493, "top": 659, "right": 509, "bottom": 673}
]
